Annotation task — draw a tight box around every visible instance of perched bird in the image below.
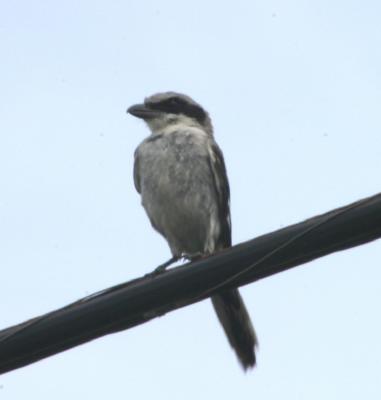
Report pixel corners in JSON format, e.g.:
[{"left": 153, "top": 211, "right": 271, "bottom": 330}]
[{"left": 127, "top": 92, "right": 257, "bottom": 370}]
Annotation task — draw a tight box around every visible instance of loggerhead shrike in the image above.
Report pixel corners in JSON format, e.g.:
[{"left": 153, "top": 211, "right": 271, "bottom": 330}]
[{"left": 127, "top": 92, "right": 257, "bottom": 370}]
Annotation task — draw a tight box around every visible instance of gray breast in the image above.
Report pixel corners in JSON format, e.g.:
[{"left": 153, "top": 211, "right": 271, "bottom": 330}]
[{"left": 135, "top": 131, "right": 220, "bottom": 257}]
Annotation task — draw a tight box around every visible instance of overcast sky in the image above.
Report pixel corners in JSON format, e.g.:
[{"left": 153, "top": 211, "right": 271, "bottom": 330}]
[{"left": 1, "top": 1, "right": 380, "bottom": 399}]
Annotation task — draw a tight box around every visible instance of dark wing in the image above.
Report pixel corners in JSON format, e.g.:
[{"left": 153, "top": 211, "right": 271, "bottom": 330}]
[
  {"left": 133, "top": 149, "right": 141, "bottom": 194},
  {"left": 207, "top": 140, "right": 232, "bottom": 248}
]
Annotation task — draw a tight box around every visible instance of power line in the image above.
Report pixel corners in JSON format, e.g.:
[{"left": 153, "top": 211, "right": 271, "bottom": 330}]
[{"left": 0, "top": 192, "right": 380, "bottom": 375}]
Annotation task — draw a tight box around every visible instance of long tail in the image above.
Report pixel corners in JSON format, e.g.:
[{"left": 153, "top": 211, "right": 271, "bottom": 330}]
[{"left": 211, "top": 289, "right": 258, "bottom": 370}]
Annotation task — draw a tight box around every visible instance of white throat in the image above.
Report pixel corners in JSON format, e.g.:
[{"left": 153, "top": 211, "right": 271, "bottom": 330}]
[{"left": 146, "top": 114, "right": 209, "bottom": 136}]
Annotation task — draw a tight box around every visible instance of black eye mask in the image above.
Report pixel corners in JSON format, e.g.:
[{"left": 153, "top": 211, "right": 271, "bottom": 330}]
[{"left": 147, "top": 98, "right": 207, "bottom": 125}]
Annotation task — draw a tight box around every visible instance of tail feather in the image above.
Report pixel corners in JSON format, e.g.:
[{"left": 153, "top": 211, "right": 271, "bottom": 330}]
[{"left": 211, "top": 289, "right": 257, "bottom": 370}]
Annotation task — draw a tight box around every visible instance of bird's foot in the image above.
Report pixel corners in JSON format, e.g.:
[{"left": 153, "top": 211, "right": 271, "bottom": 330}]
[
  {"left": 152, "top": 256, "right": 180, "bottom": 275},
  {"left": 181, "top": 252, "right": 206, "bottom": 264}
]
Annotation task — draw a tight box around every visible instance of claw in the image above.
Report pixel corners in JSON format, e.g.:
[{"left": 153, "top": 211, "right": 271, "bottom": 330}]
[{"left": 153, "top": 256, "right": 180, "bottom": 274}]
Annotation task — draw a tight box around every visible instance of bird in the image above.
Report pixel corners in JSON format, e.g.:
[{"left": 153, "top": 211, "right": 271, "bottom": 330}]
[{"left": 127, "top": 92, "right": 257, "bottom": 370}]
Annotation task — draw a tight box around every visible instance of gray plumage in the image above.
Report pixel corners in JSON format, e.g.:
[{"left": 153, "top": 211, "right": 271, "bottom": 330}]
[{"left": 128, "top": 92, "right": 258, "bottom": 370}]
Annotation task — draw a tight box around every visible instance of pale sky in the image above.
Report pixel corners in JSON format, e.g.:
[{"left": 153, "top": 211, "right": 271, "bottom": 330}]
[{"left": 1, "top": 1, "right": 381, "bottom": 399}]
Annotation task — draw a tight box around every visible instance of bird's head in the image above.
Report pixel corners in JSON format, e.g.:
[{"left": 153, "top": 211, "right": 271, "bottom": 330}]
[{"left": 127, "top": 92, "right": 213, "bottom": 135}]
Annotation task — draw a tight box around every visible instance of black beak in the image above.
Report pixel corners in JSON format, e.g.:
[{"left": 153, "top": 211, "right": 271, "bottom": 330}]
[{"left": 127, "top": 103, "right": 158, "bottom": 119}]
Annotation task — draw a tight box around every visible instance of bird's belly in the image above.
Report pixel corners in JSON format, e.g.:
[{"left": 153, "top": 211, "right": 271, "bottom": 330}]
[{"left": 139, "top": 149, "right": 218, "bottom": 257}]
